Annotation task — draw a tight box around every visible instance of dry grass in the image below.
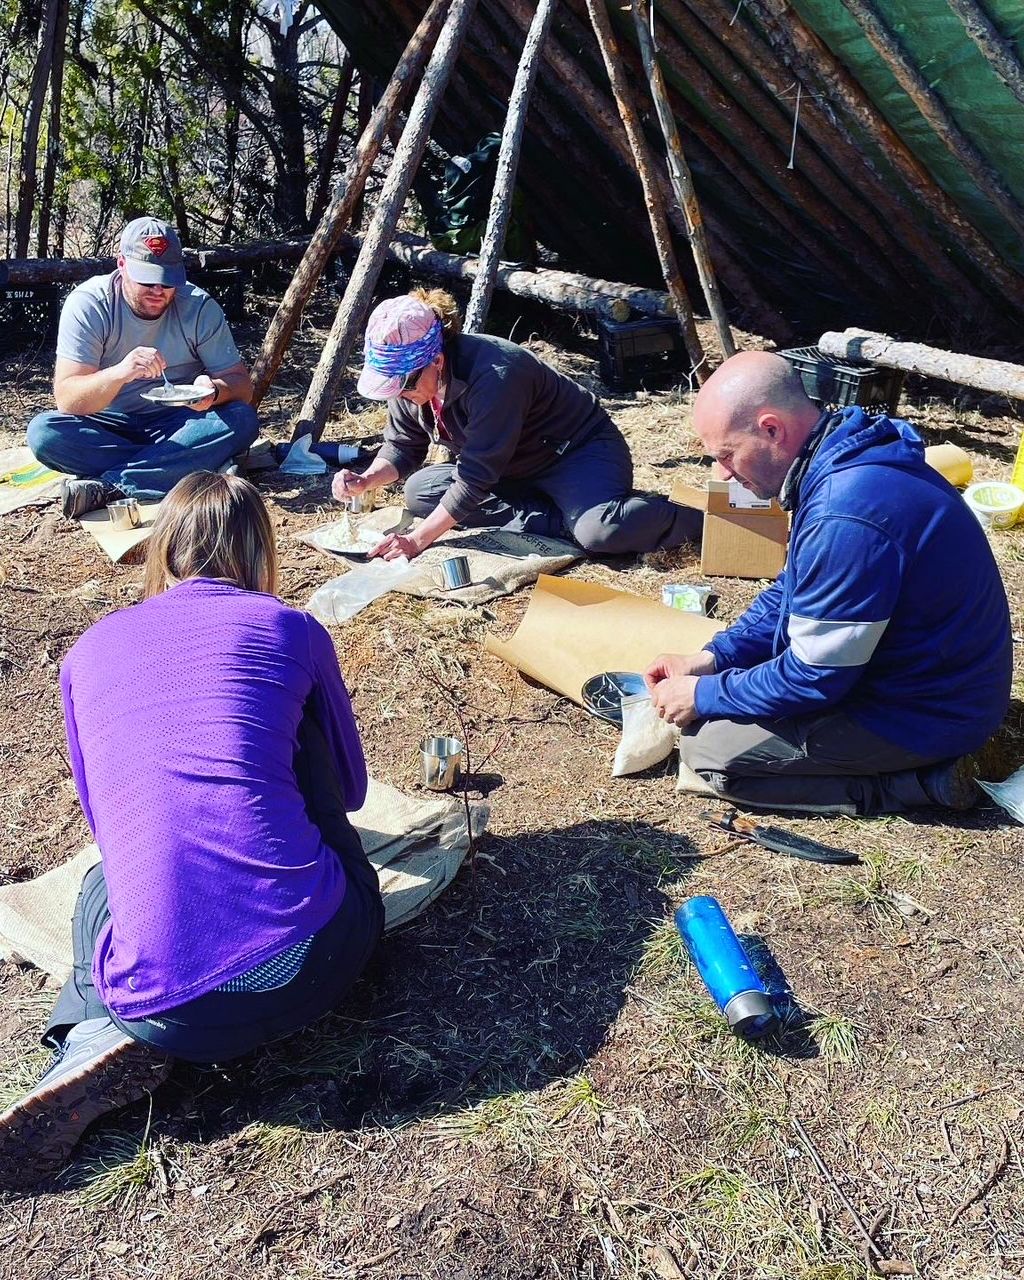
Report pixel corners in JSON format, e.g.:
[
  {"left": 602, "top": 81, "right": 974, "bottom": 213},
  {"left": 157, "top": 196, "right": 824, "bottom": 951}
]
[{"left": 1, "top": 297, "right": 1023, "bottom": 1279}]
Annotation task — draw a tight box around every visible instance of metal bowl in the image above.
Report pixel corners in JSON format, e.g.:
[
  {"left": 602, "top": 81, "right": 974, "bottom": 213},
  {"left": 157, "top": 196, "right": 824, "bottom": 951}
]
[{"left": 580, "top": 671, "right": 647, "bottom": 725}]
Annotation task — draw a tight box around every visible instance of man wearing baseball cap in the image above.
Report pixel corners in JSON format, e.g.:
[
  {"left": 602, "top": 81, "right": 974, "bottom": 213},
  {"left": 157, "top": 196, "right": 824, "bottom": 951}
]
[
  {"left": 27, "top": 216, "right": 259, "bottom": 518},
  {"left": 333, "top": 289, "right": 701, "bottom": 560}
]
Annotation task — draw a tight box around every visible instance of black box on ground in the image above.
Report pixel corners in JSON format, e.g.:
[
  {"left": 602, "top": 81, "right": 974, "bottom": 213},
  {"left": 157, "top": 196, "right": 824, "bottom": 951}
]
[
  {"left": 190, "top": 267, "right": 247, "bottom": 322},
  {"left": 780, "top": 345, "right": 904, "bottom": 414},
  {"left": 0, "top": 283, "right": 69, "bottom": 354},
  {"left": 598, "top": 317, "right": 687, "bottom": 389}
]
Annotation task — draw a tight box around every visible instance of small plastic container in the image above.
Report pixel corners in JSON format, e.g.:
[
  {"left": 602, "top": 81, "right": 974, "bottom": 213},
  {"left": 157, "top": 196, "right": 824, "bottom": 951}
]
[
  {"left": 963, "top": 481, "right": 1024, "bottom": 530},
  {"left": 675, "top": 896, "right": 778, "bottom": 1038},
  {"left": 662, "top": 583, "right": 712, "bottom": 614}
]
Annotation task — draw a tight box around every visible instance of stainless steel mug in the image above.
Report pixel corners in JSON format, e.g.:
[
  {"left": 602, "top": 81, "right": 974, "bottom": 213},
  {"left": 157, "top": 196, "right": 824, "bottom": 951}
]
[
  {"left": 420, "top": 735, "right": 463, "bottom": 790},
  {"left": 437, "top": 554, "right": 472, "bottom": 590},
  {"left": 107, "top": 498, "right": 141, "bottom": 530}
]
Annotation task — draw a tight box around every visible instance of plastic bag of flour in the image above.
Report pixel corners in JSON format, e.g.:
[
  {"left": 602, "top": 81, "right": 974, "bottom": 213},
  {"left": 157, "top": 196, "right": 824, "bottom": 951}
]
[
  {"left": 611, "top": 694, "right": 678, "bottom": 777},
  {"left": 306, "top": 557, "right": 415, "bottom": 624}
]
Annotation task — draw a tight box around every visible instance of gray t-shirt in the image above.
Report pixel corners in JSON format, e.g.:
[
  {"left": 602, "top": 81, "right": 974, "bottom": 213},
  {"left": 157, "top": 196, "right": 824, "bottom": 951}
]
[{"left": 56, "top": 271, "right": 242, "bottom": 416}]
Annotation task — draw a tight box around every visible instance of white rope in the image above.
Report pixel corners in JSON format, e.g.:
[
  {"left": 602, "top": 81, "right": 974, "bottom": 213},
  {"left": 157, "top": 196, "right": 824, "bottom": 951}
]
[{"left": 787, "top": 80, "right": 802, "bottom": 170}]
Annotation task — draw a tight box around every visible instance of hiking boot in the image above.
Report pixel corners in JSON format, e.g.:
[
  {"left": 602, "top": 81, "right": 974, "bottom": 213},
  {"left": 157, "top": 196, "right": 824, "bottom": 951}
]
[
  {"left": 919, "top": 756, "right": 979, "bottom": 810},
  {"left": 60, "top": 478, "right": 120, "bottom": 519},
  {"left": 0, "top": 1017, "right": 171, "bottom": 1192}
]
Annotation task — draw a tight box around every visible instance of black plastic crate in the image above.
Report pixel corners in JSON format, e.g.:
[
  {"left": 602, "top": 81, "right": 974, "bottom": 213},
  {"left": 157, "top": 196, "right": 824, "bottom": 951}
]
[
  {"left": 780, "top": 345, "right": 904, "bottom": 414},
  {"left": 190, "top": 267, "right": 247, "bottom": 322},
  {"left": 0, "top": 283, "right": 69, "bottom": 354},
  {"left": 598, "top": 316, "right": 687, "bottom": 389}
]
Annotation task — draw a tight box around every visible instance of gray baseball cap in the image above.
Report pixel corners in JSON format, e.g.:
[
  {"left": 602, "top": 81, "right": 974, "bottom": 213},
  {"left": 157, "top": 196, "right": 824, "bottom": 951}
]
[{"left": 119, "top": 216, "right": 187, "bottom": 286}]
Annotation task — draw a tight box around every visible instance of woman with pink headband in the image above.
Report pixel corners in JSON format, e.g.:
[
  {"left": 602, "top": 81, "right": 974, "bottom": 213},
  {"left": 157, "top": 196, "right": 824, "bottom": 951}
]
[{"left": 333, "top": 288, "right": 701, "bottom": 559}]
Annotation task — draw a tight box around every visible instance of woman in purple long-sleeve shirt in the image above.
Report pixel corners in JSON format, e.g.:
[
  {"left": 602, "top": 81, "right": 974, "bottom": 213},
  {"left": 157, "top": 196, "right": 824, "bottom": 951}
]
[{"left": 0, "top": 472, "right": 383, "bottom": 1189}]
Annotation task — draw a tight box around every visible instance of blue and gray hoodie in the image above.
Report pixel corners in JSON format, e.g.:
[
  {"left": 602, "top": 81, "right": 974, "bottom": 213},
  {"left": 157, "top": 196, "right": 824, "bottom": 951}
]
[{"left": 694, "top": 407, "right": 1012, "bottom": 757}]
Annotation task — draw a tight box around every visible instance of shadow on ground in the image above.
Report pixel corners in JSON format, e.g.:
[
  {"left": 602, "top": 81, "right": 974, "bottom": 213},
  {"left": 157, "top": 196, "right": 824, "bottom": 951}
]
[{"left": 39, "top": 818, "right": 702, "bottom": 1192}]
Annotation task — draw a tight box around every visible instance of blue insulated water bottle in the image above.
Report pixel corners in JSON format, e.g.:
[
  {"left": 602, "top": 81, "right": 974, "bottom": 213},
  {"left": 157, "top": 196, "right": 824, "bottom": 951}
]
[{"left": 674, "top": 896, "right": 779, "bottom": 1038}]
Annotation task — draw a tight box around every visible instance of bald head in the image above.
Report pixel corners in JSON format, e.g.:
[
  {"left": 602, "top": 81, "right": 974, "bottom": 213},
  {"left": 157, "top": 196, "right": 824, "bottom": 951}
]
[{"left": 691, "top": 351, "right": 822, "bottom": 499}]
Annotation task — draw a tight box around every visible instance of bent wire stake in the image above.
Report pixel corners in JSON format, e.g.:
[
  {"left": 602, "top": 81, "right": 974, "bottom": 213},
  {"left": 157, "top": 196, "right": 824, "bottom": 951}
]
[{"left": 700, "top": 808, "right": 860, "bottom": 865}]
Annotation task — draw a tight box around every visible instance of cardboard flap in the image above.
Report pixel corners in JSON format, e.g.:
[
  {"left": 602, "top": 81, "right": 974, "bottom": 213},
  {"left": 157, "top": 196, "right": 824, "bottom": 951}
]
[
  {"left": 668, "top": 479, "right": 709, "bottom": 512},
  {"left": 705, "top": 480, "right": 786, "bottom": 518}
]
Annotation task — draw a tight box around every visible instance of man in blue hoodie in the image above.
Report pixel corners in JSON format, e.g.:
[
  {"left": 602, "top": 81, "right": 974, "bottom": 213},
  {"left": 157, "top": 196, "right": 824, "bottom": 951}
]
[{"left": 646, "top": 351, "right": 1012, "bottom": 815}]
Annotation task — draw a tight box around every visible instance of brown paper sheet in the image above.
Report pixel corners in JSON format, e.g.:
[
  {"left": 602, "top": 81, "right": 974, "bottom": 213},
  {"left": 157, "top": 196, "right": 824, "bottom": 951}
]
[
  {"left": 485, "top": 575, "right": 721, "bottom": 703},
  {"left": 79, "top": 502, "right": 161, "bottom": 563}
]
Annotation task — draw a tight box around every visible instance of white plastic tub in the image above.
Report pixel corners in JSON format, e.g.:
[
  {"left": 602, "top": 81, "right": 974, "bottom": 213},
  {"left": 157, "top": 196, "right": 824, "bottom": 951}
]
[{"left": 963, "top": 481, "right": 1024, "bottom": 530}]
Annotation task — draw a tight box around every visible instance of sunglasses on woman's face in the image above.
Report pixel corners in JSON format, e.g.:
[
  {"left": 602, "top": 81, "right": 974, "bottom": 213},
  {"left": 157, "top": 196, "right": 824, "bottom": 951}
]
[{"left": 400, "top": 363, "right": 429, "bottom": 393}]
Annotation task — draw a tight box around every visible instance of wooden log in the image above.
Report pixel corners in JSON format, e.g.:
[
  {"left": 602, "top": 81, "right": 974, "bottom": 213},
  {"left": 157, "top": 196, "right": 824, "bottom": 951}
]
[
  {"left": 582, "top": 0, "right": 708, "bottom": 377},
  {"left": 353, "top": 227, "right": 666, "bottom": 320},
  {"left": 294, "top": 0, "right": 480, "bottom": 442},
  {"left": 694, "top": 0, "right": 987, "bottom": 313},
  {"left": 746, "top": 0, "right": 1024, "bottom": 317},
  {"left": 1, "top": 239, "right": 313, "bottom": 286},
  {"left": 251, "top": 0, "right": 451, "bottom": 408},
  {"left": 945, "top": 0, "right": 1024, "bottom": 110},
  {"left": 631, "top": 0, "right": 734, "bottom": 358},
  {"left": 464, "top": 0, "right": 558, "bottom": 334},
  {"left": 818, "top": 328, "right": 1024, "bottom": 401},
  {"left": 838, "top": 0, "right": 1024, "bottom": 242}
]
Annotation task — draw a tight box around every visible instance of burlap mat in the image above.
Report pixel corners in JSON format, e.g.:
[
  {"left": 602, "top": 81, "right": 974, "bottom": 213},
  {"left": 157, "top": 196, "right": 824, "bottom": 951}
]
[
  {"left": 300, "top": 505, "right": 581, "bottom": 606},
  {"left": 0, "top": 778, "right": 488, "bottom": 986}
]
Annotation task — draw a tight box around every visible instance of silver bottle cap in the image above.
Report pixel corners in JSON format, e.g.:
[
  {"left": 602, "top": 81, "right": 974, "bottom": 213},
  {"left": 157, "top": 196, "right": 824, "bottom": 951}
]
[{"left": 724, "top": 990, "right": 779, "bottom": 1039}]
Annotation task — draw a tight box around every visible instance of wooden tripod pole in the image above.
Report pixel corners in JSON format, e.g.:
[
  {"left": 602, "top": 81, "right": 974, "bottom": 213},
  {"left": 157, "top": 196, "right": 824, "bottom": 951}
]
[
  {"left": 294, "top": 0, "right": 480, "bottom": 441},
  {"left": 464, "top": 0, "right": 558, "bottom": 333},
  {"left": 251, "top": 0, "right": 452, "bottom": 408},
  {"left": 630, "top": 0, "right": 733, "bottom": 358},
  {"left": 583, "top": 0, "right": 707, "bottom": 381}
]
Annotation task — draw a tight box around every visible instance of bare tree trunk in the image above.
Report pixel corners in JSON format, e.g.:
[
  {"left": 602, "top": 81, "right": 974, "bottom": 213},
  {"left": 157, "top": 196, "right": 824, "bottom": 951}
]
[
  {"left": 269, "top": 13, "right": 308, "bottom": 231},
  {"left": 14, "top": 0, "right": 61, "bottom": 257},
  {"left": 819, "top": 328, "right": 1024, "bottom": 401},
  {"left": 252, "top": 0, "right": 452, "bottom": 408},
  {"left": 352, "top": 72, "right": 375, "bottom": 231},
  {"left": 310, "top": 50, "right": 355, "bottom": 224},
  {"left": 583, "top": 0, "right": 707, "bottom": 379},
  {"left": 631, "top": 0, "right": 734, "bottom": 358},
  {"left": 36, "top": 0, "right": 70, "bottom": 257},
  {"left": 294, "top": 0, "right": 480, "bottom": 441},
  {"left": 838, "top": 0, "right": 1024, "bottom": 241},
  {"left": 464, "top": 0, "right": 558, "bottom": 334}
]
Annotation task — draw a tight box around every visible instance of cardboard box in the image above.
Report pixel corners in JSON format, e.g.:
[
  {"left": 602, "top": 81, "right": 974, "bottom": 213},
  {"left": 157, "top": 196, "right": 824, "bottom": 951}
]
[{"left": 669, "top": 478, "right": 788, "bottom": 579}]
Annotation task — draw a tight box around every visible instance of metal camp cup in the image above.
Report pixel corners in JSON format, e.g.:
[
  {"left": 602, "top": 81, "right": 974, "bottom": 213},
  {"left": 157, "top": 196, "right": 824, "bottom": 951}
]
[
  {"left": 437, "top": 554, "right": 472, "bottom": 591},
  {"left": 420, "top": 736, "right": 463, "bottom": 790},
  {"left": 107, "top": 498, "right": 141, "bottom": 531}
]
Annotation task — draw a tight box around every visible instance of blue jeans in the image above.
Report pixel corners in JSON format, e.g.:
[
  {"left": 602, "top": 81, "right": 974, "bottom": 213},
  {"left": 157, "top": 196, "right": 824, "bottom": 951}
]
[{"left": 27, "top": 402, "right": 260, "bottom": 500}]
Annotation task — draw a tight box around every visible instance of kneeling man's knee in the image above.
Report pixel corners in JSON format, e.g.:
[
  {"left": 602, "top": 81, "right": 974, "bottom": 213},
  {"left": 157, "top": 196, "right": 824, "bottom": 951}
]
[
  {"left": 403, "top": 470, "right": 440, "bottom": 517},
  {"left": 570, "top": 508, "right": 627, "bottom": 555}
]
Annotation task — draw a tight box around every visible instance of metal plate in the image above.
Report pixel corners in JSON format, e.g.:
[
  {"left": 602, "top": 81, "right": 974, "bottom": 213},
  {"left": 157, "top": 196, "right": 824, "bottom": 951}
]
[
  {"left": 580, "top": 671, "right": 647, "bottom": 725},
  {"left": 140, "top": 383, "right": 209, "bottom": 405}
]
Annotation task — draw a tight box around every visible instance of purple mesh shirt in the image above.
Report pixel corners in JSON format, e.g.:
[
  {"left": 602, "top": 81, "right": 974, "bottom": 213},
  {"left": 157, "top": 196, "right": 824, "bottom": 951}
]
[{"left": 59, "top": 578, "right": 367, "bottom": 1019}]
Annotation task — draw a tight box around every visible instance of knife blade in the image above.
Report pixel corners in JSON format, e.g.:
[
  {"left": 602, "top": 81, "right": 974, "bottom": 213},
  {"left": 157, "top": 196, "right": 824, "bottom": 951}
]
[{"left": 700, "top": 807, "right": 860, "bottom": 865}]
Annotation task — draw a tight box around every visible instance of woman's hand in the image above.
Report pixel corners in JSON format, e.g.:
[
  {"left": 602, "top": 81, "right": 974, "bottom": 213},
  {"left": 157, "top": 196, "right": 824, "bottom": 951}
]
[
  {"left": 332, "top": 469, "right": 372, "bottom": 502},
  {"left": 371, "top": 532, "right": 421, "bottom": 561}
]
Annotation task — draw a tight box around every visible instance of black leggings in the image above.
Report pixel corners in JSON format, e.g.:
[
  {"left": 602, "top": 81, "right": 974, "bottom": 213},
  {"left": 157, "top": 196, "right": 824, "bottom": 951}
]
[{"left": 43, "top": 709, "right": 384, "bottom": 1064}]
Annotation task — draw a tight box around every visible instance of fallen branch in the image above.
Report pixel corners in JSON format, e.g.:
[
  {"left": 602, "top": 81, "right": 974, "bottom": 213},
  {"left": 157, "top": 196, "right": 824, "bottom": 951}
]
[
  {"left": 947, "top": 1131, "right": 1011, "bottom": 1229},
  {"left": 818, "top": 328, "right": 1024, "bottom": 401}
]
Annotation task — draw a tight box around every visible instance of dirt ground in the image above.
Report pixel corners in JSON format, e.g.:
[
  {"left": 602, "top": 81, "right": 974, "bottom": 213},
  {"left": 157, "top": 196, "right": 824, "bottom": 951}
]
[{"left": 1, "top": 288, "right": 1023, "bottom": 1280}]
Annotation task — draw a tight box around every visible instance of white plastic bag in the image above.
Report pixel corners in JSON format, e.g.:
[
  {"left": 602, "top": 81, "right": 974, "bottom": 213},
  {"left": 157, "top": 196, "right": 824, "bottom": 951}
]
[
  {"left": 611, "top": 694, "right": 678, "bottom": 777},
  {"left": 978, "top": 765, "right": 1024, "bottom": 823},
  {"left": 279, "top": 433, "right": 327, "bottom": 475},
  {"left": 306, "top": 557, "right": 416, "bottom": 624}
]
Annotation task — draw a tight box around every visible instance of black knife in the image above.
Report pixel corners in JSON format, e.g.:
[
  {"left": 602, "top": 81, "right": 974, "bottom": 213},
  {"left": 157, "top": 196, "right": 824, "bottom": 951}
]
[{"left": 700, "top": 807, "right": 860, "bottom": 865}]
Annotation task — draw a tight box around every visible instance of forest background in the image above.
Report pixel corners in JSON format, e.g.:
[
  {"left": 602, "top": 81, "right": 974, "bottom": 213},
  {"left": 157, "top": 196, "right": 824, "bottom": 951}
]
[{"left": 1, "top": 0, "right": 363, "bottom": 260}]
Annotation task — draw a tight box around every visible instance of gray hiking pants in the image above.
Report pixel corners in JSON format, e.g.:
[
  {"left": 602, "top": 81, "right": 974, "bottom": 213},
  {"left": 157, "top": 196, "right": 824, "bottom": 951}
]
[
  {"left": 680, "top": 710, "right": 940, "bottom": 816},
  {"left": 403, "top": 418, "right": 701, "bottom": 555}
]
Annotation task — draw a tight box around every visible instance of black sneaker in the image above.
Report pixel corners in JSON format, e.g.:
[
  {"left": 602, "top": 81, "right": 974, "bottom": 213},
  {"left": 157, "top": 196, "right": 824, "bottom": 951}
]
[
  {"left": 919, "top": 756, "right": 979, "bottom": 810},
  {"left": 60, "top": 478, "right": 120, "bottom": 519},
  {"left": 0, "top": 1017, "right": 171, "bottom": 1191}
]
